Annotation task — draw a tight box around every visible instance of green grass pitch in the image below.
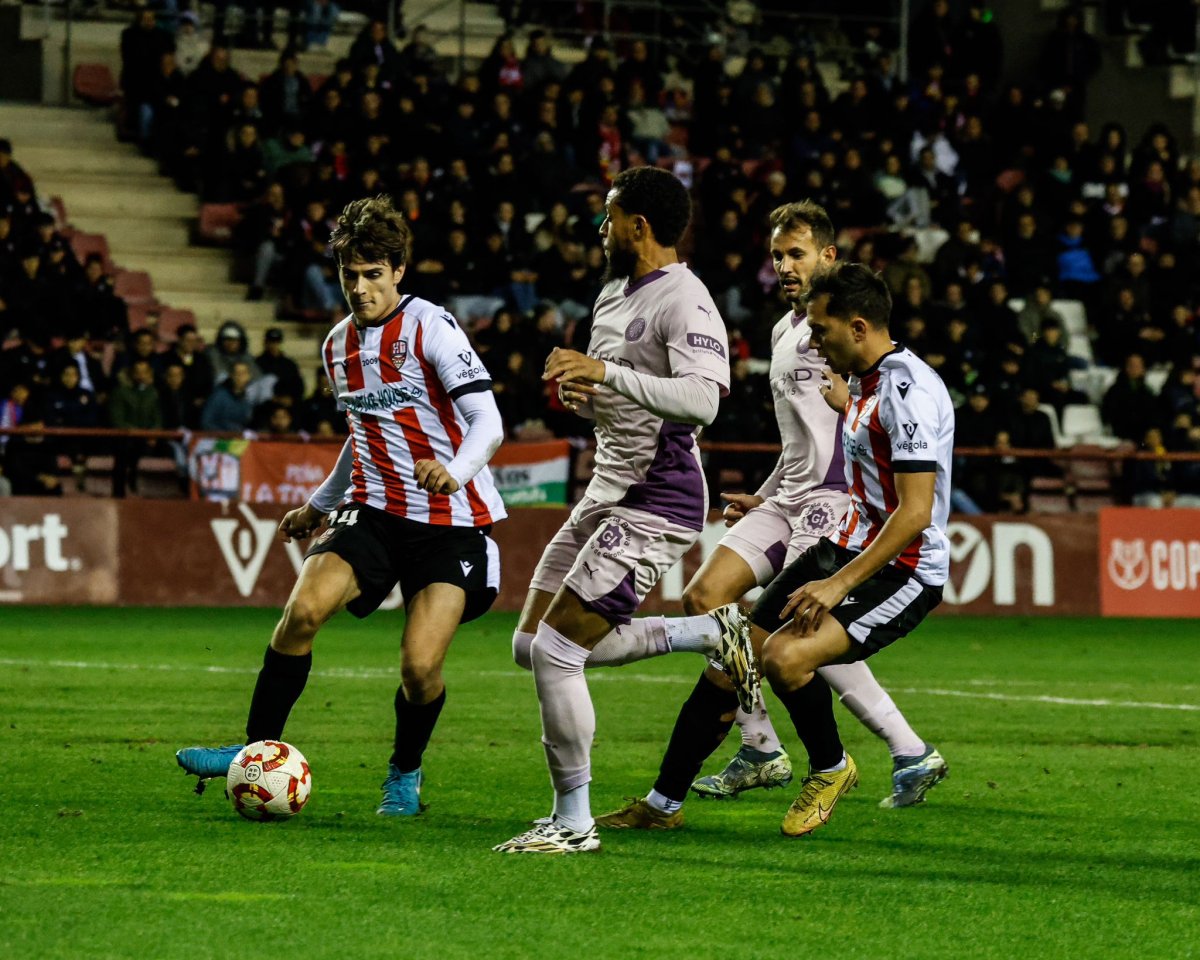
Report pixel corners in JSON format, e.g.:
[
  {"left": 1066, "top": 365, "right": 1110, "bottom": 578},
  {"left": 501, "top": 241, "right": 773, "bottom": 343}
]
[{"left": 1, "top": 608, "right": 1197, "bottom": 959}]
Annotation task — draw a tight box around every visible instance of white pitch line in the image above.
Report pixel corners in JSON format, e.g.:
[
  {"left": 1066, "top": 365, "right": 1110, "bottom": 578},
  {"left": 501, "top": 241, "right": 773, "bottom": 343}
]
[{"left": 2, "top": 657, "right": 1198, "bottom": 712}]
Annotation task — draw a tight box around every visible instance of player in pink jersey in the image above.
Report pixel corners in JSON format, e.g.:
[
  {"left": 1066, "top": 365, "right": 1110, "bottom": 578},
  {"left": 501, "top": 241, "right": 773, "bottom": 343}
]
[
  {"left": 494, "top": 167, "right": 758, "bottom": 855},
  {"left": 176, "top": 196, "right": 506, "bottom": 818},
  {"left": 595, "top": 202, "right": 946, "bottom": 832},
  {"left": 753, "top": 261, "right": 954, "bottom": 838}
]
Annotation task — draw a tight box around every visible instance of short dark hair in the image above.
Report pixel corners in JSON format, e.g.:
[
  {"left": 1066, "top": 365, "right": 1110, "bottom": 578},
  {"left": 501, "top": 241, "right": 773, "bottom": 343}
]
[
  {"left": 610, "top": 166, "right": 691, "bottom": 248},
  {"left": 805, "top": 262, "right": 892, "bottom": 330},
  {"left": 768, "top": 200, "right": 835, "bottom": 251},
  {"left": 329, "top": 194, "right": 412, "bottom": 268}
]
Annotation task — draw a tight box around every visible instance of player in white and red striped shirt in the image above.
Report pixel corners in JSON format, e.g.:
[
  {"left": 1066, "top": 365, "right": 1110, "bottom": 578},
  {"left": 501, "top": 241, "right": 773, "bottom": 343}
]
[
  {"left": 750, "top": 261, "right": 953, "bottom": 839},
  {"left": 176, "top": 197, "right": 506, "bottom": 818}
]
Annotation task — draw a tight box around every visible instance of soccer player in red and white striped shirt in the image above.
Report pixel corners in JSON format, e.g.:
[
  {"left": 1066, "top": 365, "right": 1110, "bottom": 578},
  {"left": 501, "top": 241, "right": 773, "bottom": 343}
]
[
  {"left": 176, "top": 197, "right": 506, "bottom": 817},
  {"left": 750, "top": 261, "right": 954, "bottom": 839}
]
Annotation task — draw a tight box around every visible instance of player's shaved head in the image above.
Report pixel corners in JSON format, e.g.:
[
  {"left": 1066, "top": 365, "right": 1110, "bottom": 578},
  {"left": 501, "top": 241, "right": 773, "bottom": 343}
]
[{"left": 330, "top": 194, "right": 413, "bottom": 269}]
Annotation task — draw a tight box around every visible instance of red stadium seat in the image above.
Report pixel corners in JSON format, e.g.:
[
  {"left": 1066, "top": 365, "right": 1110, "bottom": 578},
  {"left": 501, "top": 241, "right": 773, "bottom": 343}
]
[
  {"left": 69, "top": 232, "right": 115, "bottom": 274},
  {"left": 197, "top": 203, "right": 243, "bottom": 244},
  {"left": 73, "top": 63, "right": 121, "bottom": 106},
  {"left": 114, "top": 269, "right": 156, "bottom": 305},
  {"left": 158, "top": 308, "right": 197, "bottom": 341}
]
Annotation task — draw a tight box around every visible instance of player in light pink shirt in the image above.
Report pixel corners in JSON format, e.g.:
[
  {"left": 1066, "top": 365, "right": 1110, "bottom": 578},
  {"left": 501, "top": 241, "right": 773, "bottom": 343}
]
[{"left": 494, "top": 167, "right": 758, "bottom": 855}]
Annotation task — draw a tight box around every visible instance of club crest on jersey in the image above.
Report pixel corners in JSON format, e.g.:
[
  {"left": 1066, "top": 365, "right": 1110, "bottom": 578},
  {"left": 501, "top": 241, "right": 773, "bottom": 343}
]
[
  {"left": 625, "top": 317, "right": 647, "bottom": 342},
  {"left": 797, "top": 331, "right": 813, "bottom": 355},
  {"left": 392, "top": 340, "right": 408, "bottom": 366}
]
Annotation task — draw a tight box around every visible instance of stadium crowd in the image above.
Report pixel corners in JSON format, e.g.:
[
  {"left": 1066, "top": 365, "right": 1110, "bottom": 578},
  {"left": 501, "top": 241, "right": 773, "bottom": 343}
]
[{"left": 2, "top": 2, "right": 1200, "bottom": 505}]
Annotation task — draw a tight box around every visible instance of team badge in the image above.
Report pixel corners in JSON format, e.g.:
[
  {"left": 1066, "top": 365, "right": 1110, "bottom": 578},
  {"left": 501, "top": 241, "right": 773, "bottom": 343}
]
[
  {"left": 392, "top": 340, "right": 408, "bottom": 365},
  {"left": 625, "top": 317, "right": 647, "bottom": 342},
  {"left": 592, "top": 518, "right": 633, "bottom": 559},
  {"left": 800, "top": 502, "right": 837, "bottom": 535}
]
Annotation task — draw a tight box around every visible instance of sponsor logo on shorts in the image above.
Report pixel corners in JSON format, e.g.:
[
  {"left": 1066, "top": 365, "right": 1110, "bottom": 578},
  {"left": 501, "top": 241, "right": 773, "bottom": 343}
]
[
  {"left": 592, "top": 518, "right": 633, "bottom": 559},
  {"left": 686, "top": 332, "right": 726, "bottom": 358},
  {"left": 625, "top": 317, "right": 647, "bottom": 342}
]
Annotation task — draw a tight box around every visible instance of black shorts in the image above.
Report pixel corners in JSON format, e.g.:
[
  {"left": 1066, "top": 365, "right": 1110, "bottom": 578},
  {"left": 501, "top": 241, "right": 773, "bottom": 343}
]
[
  {"left": 751, "top": 538, "right": 942, "bottom": 660},
  {"left": 306, "top": 501, "right": 499, "bottom": 621}
]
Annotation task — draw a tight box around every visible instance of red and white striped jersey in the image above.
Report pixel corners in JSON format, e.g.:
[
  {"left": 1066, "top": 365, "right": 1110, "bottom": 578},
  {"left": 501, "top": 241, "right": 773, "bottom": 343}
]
[
  {"left": 321, "top": 295, "right": 507, "bottom": 528},
  {"left": 836, "top": 346, "right": 953, "bottom": 585}
]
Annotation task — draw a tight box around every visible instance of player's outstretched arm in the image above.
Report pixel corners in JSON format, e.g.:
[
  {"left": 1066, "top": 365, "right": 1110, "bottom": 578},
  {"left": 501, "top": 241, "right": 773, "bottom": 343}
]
[
  {"left": 278, "top": 438, "right": 354, "bottom": 542},
  {"left": 414, "top": 389, "right": 504, "bottom": 495}
]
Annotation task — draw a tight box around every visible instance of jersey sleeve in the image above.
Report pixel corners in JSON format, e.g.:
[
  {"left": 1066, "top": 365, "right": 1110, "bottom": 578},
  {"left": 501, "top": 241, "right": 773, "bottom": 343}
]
[
  {"left": 658, "top": 284, "right": 731, "bottom": 395},
  {"left": 320, "top": 329, "right": 347, "bottom": 413},
  {"left": 418, "top": 310, "right": 494, "bottom": 399},
  {"left": 880, "top": 373, "right": 941, "bottom": 472}
]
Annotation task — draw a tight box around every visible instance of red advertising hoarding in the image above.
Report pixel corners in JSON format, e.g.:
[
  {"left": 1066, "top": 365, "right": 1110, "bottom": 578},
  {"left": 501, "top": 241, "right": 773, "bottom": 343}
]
[{"left": 1099, "top": 508, "right": 1200, "bottom": 617}]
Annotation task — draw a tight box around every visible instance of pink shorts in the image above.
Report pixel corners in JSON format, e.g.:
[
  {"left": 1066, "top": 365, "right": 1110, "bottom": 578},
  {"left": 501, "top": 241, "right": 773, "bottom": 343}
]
[{"left": 718, "top": 492, "right": 848, "bottom": 586}]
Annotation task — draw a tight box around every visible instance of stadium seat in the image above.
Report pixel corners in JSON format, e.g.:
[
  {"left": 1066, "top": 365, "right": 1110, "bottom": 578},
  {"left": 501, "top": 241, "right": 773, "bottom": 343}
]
[
  {"left": 69, "top": 232, "right": 115, "bottom": 274},
  {"left": 158, "top": 308, "right": 196, "bottom": 341},
  {"left": 113, "top": 269, "right": 156, "bottom": 305},
  {"left": 1051, "top": 299, "right": 1088, "bottom": 336},
  {"left": 1066, "top": 333, "right": 1094, "bottom": 364},
  {"left": 1145, "top": 367, "right": 1169, "bottom": 395},
  {"left": 1038, "top": 403, "right": 1066, "bottom": 448},
  {"left": 73, "top": 63, "right": 120, "bottom": 106},
  {"left": 1088, "top": 365, "right": 1118, "bottom": 404},
  {"left": 197, "top": 203, "right": 244, "bottom": 244},
  {"left": 1060, "top": 404, "right": 1104, "bottom": 443}
]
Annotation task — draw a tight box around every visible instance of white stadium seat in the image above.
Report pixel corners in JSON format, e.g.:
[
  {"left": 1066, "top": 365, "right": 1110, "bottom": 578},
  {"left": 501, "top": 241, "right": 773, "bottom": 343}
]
[
  {"left": 1066, "top": 334, "right": 1094, "bottom": 364},
  {"left": 1145, "top": 367, "right": 1170, "bottom": 395},
  {"left": 1038, "top": 403, "right": 1066, "bottom": 448},
  {"left": 1050, "top": 299, "right": 1088, "bottom": 336},
  {"left": 1060, "top": 403, "right": 1105, "bottom": 443}
]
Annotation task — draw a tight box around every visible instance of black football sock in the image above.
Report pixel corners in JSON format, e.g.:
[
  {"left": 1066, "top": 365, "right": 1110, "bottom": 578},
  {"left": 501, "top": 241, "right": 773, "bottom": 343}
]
[
  {"left": 652, "top": 673, "right": 741, "bottom": 803},
  {"left": 389, "top": 686, "right": 446, "bottom": 772},
  {"left": 775, "top": 672, "right": 844, "bottom": 771},
  {"left": 244, "top": 646, "right": 312, "bottom": 742}
]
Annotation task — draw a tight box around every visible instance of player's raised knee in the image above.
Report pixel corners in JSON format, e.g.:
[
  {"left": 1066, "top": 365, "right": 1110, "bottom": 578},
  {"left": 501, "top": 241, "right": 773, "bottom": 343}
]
[
  {"left": 681, "top": 579, "right": 720, "bottom": 617},
  {"left": 401, "top": 658, "right": 443, "bottom": 702}
]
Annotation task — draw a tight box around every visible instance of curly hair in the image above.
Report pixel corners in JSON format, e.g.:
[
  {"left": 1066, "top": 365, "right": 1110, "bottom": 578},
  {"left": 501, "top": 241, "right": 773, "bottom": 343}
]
[
  {"left": 610, "top": 166, "right": 692, "bottom": 248},
  {"left": 768, "top": 200, "right": 836, "bottom": 252},
  {"left": 329, "top": 194, "right": 412, "bottom": 268},
  {"left": 805, "top": 262, "right": 892, "bottom": 330}
]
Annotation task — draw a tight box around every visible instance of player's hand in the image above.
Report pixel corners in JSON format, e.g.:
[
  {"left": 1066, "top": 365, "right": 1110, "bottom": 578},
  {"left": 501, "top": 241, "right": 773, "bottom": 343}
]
[
  {"left": 278, "top": 503, "right": 325, "bottom": 543},
  {"left": 543, "top": 348, "right": 606, "bottom": 386},
  {"left": 719, "top": 492, "right": 764, "bottom": 527},
  {"left": 819, "top": 372, "right": 849, "bottom": 412},
  {"left": 779, "top": 575, "right": 851, "bottom": 636},
  {"left": 414, "top": 458, "right": 460, "bottom": 495},
  {"left": 558, "top": 377, "right": 597, "bottom": 413}
]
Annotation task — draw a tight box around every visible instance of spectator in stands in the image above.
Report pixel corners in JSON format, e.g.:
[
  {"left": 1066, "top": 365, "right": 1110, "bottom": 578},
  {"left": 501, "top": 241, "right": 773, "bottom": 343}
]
[
  {"left": 52, "top": 327, "right": 108, "bottom": 402},
  {"left": 201, "top": 360, "right": 255, "bottom": 432},
  {"left": 256, "top": 328, "right": 304, "bottom": 404},
  {"left": 297, "top": 367, "right": 341, "bottom": 435},
  {"left": 261, "top": 50, "right": 313, "bottom": 136},
  {"left": 1126, "top": 426, "right": 1173, "bottom": 507},
  {"left": 1026, "top": 317, "right": 1081, "bottom": 410},
  {"left": 174, "top": 12, "right": 207, "bottom": 74},
  {"left": 45, "top": 360, "right": 98, "bottom": 484},
  {"left": 349, "top": 19, "right": 400, "bottom": 86},
  {"left": 242, "top": 182, "right": 294, "bottom": 301},
  {"left": 954, "top": 383, "right": 1001, "bottom": 509},
  {"left": 120, "top": 7, "right": 175, "bottom": 146},
  {"left": 301, "top": 0, "right": 339, "bottom": 50},
  {"left": 206, "top": 321, "right": 263, "bottom": 391},
  {"left": 1102, "top": 353, "right": 1162, "bottom": 442},
  {"left": 0, "top": 331, "right": 55, "bottom": 393},
  {"left": 217, "top": 123, "right": 269, "bottom": 203},
  {"left": 152, "top": 325, "right": 212, "bottom": 428},
  {"left": 2, "top": 402, "right": 60, "bottom": 496},
  {"left": 108, "top": 357, "right": 162, "bottom": 492}
]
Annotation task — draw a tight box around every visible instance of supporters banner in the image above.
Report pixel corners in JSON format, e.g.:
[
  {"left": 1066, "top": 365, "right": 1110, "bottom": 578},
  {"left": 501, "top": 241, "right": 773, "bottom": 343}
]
[
  {"left": 238, "top": 441, "right": 341, "bottom": 506},
  {"left": 488, "top": 440, "right": 570, "bottom": 507},
  {"left": 1099, "top": 508, "right": 1200, "bottom": 617},
  {"left": 188, "top": 437, "right": 248, "bottom": 501}
]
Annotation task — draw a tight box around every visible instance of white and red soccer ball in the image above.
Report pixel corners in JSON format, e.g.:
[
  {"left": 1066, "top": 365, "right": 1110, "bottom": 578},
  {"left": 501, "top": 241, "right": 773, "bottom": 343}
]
[{"left": 226, "top": 740, "right": 312, "bottom": 821}]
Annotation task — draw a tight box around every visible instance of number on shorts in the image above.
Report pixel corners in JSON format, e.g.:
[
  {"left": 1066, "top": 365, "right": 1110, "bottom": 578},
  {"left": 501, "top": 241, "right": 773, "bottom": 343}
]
[{"left": 334, "top": 509, "right": 359, "bottom": 526}]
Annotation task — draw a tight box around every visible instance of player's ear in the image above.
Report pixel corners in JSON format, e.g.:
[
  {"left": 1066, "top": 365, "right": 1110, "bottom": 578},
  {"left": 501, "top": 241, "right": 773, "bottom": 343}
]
[{"left": 393, "top": 263, "right": 406, "bottom": 286}]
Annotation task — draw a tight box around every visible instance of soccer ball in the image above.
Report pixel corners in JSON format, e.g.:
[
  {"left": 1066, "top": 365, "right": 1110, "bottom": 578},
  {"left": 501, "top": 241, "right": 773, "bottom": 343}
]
[{"left": 226, "top": 740, "right": 312, "bottom": 821}]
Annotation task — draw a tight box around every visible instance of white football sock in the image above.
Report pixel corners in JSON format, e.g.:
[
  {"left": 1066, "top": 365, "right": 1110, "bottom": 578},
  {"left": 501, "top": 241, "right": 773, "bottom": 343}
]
[
  {"left": 554, "top": 783, "right": 590, "bottom": 832},
  {"left": 585, "top": 616, "right": 671, "bottom": 667},
  {"left": 645, "top": 788, "right": 682, "bottom": 815},
  {"left": 815, "top": 752, "right": 848, "bottom": 774},
  {"left": 530, "top": 621, "right": 595, "bottom": 832},
  {"left": 662, "top": 613, "right": 721, "bottom": 655},
  {"left": 737, "top": 702, "right": 784, "bottom": 754},
  {"left": 517, "top": 621, "right": 671, "bottom": 671},
  {"left": 821, "top": 661, "right": 925, "bottom": 758}
]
